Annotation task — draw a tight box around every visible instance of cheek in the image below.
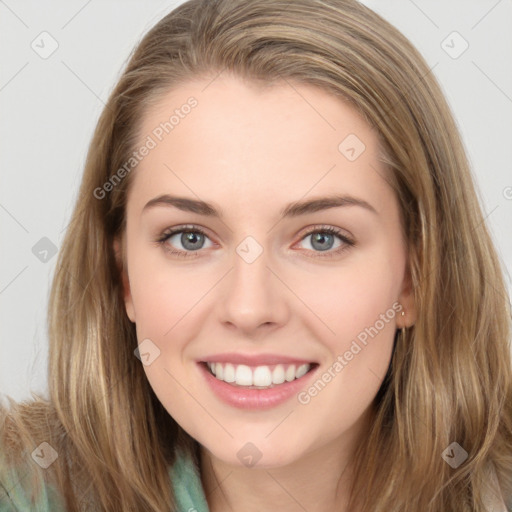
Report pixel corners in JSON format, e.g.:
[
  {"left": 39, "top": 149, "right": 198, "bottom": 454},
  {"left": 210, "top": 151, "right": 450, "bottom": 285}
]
[
  {"left": 298, "top": 258, "right": 400, "bottom": 346},
  {"left": 128, "top": 255, "right": 207, "bottom": 436},
  {"left": 128, "top": 245, "right": 200, "bottom": 340},
  {"left": 127, "top": 248, "right": 213, "bottom": 400},
  {"left": 293, "top": 254, "right": 400, "bottom": 401}
]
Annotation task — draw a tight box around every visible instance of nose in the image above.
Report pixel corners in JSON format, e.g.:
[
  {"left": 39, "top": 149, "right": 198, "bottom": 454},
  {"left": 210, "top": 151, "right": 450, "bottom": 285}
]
[{"left": 218, "top": 241, "right": 290, "bottom": 337}]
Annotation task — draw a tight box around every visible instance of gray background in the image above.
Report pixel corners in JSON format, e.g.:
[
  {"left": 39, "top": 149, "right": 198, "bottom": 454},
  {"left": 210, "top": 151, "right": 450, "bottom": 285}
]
[{"left": 1, "top": 0, "right": 511, "bottom": 403}]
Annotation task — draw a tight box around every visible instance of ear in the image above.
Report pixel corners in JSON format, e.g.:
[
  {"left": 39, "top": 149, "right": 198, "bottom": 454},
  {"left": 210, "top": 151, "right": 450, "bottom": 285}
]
[
  {"left": 397, "top": 262, "right": 416, "bottom": 329},
  {"left": 113, "top": 235, "right": 136, "bottom": 323}
]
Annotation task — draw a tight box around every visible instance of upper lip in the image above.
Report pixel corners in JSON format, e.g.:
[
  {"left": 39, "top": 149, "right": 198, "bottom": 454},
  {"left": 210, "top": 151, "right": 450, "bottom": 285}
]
[{"left": 198, "top": 353, "right": 317, "bottom": 366}]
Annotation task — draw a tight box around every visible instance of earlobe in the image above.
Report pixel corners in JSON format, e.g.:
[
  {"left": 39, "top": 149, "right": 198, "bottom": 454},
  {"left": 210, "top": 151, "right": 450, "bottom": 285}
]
[{"left": 113, "top": 237, "right": 136, "bottom": 323}]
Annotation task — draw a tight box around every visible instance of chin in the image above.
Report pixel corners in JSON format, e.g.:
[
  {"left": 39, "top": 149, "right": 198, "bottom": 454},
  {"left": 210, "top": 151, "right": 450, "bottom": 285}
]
[{"left": 203, "top": 436, "right": 308, "bottom": 470}]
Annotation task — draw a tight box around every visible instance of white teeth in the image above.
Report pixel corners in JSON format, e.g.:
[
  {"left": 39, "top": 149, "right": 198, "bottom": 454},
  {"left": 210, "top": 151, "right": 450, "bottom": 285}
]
[
  {"left": 272, "top": 364, "right": 285, "bottom": 384},
  {"left": 206, "top": 362, "right": 312, "bottom": 387},
  {"left": 296, "top": 364, "right": 309, "bottom": 379},
  {"left": 235, "top": 364, "right": 253, "bottom": 386},
  {"left": 285, "top": 365, "right": 296, "bottom": 382},
  {"left": 223, "top": 363, "right": 235, "bottom": 383},
  {"left": 253, "top": 366, "right": 272, "bottom": 387}
]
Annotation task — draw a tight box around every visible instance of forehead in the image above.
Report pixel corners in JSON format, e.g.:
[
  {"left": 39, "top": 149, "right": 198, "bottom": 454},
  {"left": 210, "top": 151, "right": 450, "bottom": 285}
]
[{"left": 128, "top": 74, "right": 391, "bottom": 216}]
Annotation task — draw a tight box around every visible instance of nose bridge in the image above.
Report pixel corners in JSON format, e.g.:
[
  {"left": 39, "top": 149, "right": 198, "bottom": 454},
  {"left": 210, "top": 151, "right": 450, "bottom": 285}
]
[{"left": 220, "top": 234, "right": 288, "bottom": 332}]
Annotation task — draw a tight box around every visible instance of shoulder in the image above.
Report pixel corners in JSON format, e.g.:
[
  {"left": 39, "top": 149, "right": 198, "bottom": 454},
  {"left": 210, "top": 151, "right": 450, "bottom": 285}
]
[
  {"left": 0, "top": 398, "right": 66, "bottom": 511},
  {"left": 0, "top": 451, "right": 66, "bottom": 511}
]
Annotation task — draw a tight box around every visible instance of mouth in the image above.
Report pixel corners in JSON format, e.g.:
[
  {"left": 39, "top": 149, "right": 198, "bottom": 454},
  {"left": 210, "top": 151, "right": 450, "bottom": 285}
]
[{"left": 200, "top": 361, "right": 319, "bottom": 389}]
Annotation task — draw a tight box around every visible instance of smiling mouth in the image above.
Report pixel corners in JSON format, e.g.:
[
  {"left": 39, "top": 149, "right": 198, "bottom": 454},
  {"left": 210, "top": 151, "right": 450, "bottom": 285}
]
[{"left": 201, "top": 361, "right": 319, "bottom": 389}]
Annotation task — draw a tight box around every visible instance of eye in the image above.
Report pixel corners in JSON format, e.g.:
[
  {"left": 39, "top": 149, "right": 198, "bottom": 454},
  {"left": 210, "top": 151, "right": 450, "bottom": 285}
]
[
  {"left": 155, "top": 224, "right": 355, "bottom": 259},
  {"left": 155, "top": 225, "right": 213, "bottom": 258},
  {"left": 296, "top": 225, "right": 355, "bottom": 258}
]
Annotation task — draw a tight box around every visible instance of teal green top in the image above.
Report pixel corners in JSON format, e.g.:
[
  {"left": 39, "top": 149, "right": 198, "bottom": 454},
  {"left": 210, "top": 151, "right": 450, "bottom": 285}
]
[
  {"left": 169, "top": 449, "right": 210, "bottom": 512},
  {"left": 0, "top": 449, "right": 210, "bottom": 511},
  {"left": 4, "top": 451, "right": 509, "bottom": 511}
]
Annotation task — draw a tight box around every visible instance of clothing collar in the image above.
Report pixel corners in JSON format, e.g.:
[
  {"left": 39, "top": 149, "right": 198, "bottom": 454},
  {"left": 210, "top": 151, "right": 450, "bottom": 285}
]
[{"left": 169, "top": 447, "right": 210, "bottom": 512}]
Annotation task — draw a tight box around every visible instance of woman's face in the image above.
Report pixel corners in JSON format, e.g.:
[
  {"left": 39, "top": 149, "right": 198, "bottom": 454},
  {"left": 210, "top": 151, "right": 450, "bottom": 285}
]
[{"left": 115, "top": 73, "right": 416, "bottom": 468}]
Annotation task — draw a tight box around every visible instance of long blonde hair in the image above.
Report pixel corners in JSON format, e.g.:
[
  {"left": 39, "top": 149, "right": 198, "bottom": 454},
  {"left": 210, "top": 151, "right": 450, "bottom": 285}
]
[{"left": 1, "top": 0, "right": 511, "bottom": 510}]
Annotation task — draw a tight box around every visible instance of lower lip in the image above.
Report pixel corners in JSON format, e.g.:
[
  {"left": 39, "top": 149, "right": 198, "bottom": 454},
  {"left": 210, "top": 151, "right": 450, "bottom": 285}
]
[{"left": 198, "top": 362, "right": 318, "bottom": 410}]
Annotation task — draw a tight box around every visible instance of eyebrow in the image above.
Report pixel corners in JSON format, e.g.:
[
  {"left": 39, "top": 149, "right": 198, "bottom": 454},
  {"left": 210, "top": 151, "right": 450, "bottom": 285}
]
[{"left": 142, "top": 193, "right": 378, "bottom": 218}]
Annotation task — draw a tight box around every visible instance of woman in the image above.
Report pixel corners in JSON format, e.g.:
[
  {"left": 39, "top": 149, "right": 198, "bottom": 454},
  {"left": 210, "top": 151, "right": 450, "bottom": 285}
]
[{"left": 1, "top": 0, "right": 511, "bottom": 510}]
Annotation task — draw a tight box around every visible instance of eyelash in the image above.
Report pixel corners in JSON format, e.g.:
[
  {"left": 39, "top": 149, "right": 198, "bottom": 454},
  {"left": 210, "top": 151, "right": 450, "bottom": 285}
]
[{"left": 155, "top": 224, "right": 355, "bottom": 260}]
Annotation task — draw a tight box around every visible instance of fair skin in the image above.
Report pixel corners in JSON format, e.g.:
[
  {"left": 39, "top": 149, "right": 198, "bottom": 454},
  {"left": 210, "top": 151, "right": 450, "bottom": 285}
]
[{"left": 114, "top": 72, "right": 416, "bottom": 512}]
